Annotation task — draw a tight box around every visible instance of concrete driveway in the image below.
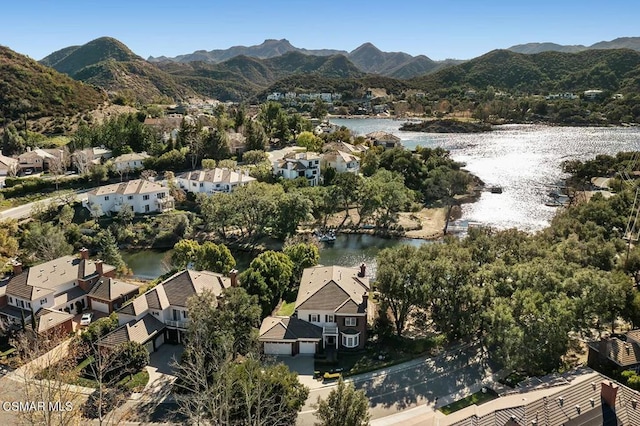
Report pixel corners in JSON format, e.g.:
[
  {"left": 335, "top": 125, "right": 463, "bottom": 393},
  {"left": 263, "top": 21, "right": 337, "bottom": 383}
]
[
  {"left": 141, "top": 344, "right": 183, "bottom": 399},
  {"left": 279, "top": 356, "right": 320, "bottom": 389}
]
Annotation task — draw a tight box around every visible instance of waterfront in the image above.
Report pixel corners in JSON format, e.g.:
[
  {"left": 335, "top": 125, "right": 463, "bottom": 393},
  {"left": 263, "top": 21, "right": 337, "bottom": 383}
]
[
  {"left": 121, "top": 234, "right": 426, "bottom": 280},
  {"left": 333, "top": 119, "right": 640, "bottom": 231}
]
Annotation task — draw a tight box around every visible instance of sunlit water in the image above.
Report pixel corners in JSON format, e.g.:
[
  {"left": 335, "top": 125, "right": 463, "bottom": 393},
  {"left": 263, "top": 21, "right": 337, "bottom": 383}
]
[{"left": 333, "top": 118, "right": 640, "bottom": 231}]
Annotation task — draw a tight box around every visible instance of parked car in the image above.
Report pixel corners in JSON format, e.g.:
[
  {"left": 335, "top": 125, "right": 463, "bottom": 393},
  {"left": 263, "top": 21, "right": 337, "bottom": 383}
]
[{"left": 80, "top": 313, "right": 93, "bottom": 326}]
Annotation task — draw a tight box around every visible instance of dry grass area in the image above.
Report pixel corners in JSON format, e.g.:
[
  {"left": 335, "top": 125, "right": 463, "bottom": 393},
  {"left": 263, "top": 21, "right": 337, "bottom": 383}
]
[
  {"left": 89, "top": 103, "right": 139, "bottom": 125},
  {"left": 400, "top": 207, "right": 446, "bottom": 239},
  {"left": 324, "top": 207, "right": 447, "bottom": 240}
]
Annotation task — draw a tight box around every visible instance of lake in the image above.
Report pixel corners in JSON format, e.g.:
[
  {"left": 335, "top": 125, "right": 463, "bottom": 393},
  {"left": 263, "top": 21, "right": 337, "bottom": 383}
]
[
  {"left": 121, "top": 234, "right": 427, "bottom": 280},
  {"left": 332, "top": 118, "right": 640, "bottom": 231}
]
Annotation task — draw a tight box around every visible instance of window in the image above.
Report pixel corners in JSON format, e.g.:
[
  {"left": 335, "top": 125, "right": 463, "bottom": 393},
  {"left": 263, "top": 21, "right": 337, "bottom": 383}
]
[
  {"left": 8, "top": 297, "right": 13, "bottom": 304},
  {"left": 27, "top": 302, "right": 31, "bottom": 308},
  {"left": 143, "top": 195, "right": 150, "bottom": 201},
  {"left": 309, "top": 314, "right": 320, "bottom": 322},
  {"left": 145, "top": 205, "right": 150, "bottom": 212},
  {"left": 192, "top": 182, "right": 197, "bottom": 187},
  {"left": 325, "top": 315, "right": 334, "bottom": 323},
  {"left": 128, "top": 195, "right": 133, "bottom": 200},
  {"left": 345, "top": 317, "right": 357, "bottom": 327},
  {"left": 157, "top": 192, "right": 165, "bottom": 199},
  {"left": 40, "top": 298, "right": 48, "bottom": 305},
  {"left": 104, "top": 196, "right": 110, "bottom": 201},
  {"left": 182, "top": 311, "right": 188, "bottom": 319},
  {"left": 341, "top": 333, "right": 360, "bottom": 348}
]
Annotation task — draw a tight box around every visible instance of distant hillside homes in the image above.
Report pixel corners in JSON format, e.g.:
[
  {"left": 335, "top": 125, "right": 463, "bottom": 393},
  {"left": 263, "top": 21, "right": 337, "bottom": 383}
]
[{"left": 266, "top": 92, "right": 342, "bottom": 102}]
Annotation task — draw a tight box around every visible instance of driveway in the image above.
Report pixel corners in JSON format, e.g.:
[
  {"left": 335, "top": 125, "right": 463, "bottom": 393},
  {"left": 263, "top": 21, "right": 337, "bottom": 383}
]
[
  {"left": 144, "top": 344, "right": 183, "bottom": 395},
  {"left": 279, "top": 356, "right": 320, "bottom": 389},
  {"left": 296, "top": 342, "right": 496, "bottom": 425}
]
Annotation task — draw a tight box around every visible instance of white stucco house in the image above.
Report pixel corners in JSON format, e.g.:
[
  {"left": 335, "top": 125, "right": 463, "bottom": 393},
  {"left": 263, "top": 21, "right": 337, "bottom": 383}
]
[
  {"left": 273, "top": 152, "right": 321, "bottom": 186},
  {"left": 321, "top": 150, "right": 360, "bottom": 174},
  {"left": 84, "top": 179, "right": 174, "bottom": 216},
  {"left": 176, "top": 168, "right": 256, "bottom": 194},
  {"left": 112, "top": 152, "right": 150, "bottom": 172}
]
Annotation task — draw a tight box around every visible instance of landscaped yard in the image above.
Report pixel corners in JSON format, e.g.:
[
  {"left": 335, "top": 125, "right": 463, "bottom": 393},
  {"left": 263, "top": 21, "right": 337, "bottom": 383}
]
[
  {"left": 276, "top": 301, "right": 296, "bottom": 316},
  {"left": 439, "top": 389, "right": 499, "bottom": 415}
]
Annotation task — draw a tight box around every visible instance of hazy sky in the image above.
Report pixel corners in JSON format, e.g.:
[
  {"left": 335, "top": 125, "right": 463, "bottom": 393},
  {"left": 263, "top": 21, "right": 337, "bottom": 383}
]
[{"left": 2, "top": 0, "right": 639, "bottom": 61}]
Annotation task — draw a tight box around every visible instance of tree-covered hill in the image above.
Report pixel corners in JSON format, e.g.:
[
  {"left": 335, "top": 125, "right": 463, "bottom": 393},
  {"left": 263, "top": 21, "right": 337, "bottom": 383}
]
[
  {"left": 40, "top": 37, "right": 196, "bottom": 103},
  {"left": 412, "top": 48, "right": 640, "bottom": 93},
  {"left": 0, "top": 45, "right": 105, "bottom": 122}
]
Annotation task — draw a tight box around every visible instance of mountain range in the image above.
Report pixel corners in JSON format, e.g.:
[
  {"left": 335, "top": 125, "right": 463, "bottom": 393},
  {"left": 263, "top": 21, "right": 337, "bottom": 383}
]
[
  {"left": 1, "top": 34, "right": 639, "bottom": 122},
  {"left": 148, "top": 38, "right": 461, "bottom": 79},
  {"left": 507, "top": 37, "right": 640, "bottom": 54}
]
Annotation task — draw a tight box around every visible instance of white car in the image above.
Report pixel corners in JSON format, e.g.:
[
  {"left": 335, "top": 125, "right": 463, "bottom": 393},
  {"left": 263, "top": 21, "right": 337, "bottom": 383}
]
[{"left": 80, "top": 313, "right": 93, "bottom": 326}]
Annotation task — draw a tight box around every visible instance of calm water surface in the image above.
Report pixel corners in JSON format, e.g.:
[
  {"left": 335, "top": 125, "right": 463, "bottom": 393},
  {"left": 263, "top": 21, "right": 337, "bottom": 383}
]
[
  {"left": 121, "top": 234, "right": 426, "bottom": 280},
  {"left": 333, "top": 118, "right": 640, "bottom": 231}
]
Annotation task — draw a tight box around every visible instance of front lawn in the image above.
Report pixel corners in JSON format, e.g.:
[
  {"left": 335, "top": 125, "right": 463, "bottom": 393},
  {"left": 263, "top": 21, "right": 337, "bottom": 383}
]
[
  {"left": 118, "top": 369, "right": 150, "bottom": 392},
  {"left": 276, "top": 301, "right": 296, "bottom": 316},
  {"left": 439, "top": 389, "right": 499, "bottom": 415}
]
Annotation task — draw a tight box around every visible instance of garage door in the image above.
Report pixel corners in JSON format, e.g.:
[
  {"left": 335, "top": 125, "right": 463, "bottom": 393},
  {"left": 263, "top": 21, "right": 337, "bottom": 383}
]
[
  {"left": 155, "top": 332, "right": 165, "bottom": 348},
  {"left": 264, "top": 342, "right": 292, "bottom": 356},
  {"left": 145, "top": 340, "right": 154, "bottom": 354},
  {"left": 91, "top": 300, "right": 109, "bottom": 313},
  {"left": 299, "top": 341, "right": 316, "bottom": 355}
]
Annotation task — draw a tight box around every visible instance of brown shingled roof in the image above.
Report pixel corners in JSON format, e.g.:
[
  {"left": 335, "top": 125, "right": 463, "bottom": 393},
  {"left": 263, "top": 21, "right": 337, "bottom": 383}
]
[
  {"left": 88, "top": 278, "right": 139, "bottom": 302},
  {"left": 259, "top": 316, "right": 323, "bottom": 341},
  {"left": 295, "top": 266, "right": 369, "bottom": 313},
  {"left": 35, "top": 308, "right": 73, "bottom": 333},
  {"left": 98, "top": 314, "right": 165, "bottom": 348}
]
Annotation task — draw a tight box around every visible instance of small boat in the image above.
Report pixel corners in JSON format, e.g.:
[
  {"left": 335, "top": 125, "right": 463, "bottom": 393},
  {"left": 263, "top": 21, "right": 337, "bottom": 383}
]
[
  {"left": 490, "top": 186, "right": 503, "bottom": 194},
  {"left": 315, "top": 229, "right": 336, "bottom": 243},
  {"left": 545, "top": 200, "right": 566, "bottom": 207}
]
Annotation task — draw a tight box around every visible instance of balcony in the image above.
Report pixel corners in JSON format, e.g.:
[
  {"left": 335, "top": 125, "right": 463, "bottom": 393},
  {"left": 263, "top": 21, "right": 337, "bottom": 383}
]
[
  {"left": 165, "top": 319, "right": 189, "bottom": 329},
  {"left": 323, "top": 323, "right": 338, "bottom": 336}
]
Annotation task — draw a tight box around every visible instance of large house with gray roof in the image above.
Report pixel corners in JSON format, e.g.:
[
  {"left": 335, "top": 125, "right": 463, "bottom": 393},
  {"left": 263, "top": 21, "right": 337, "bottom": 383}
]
[
  {"left": 273, "top": 152, "right": 321, "bottom": 186},
  {"left": 84, "top": 179, "right": 174, "bottom": 216},
  {"left": 259, "top": 264, "right": 370, "bottom": 356},
  {"left": 176, "top": 168, "right": 256, "bottom": 194},
  {"left": 0, "top": 248, "right": 122, "bottom": 333},
  {"left": 104, "top": 269, "right": 235, "bottom": 353}
]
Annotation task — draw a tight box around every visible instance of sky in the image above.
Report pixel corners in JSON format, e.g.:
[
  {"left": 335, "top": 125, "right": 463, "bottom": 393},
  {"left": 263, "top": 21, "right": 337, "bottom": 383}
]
[{"left": 2, "top": 0, "right": 639, "bottom": 61}]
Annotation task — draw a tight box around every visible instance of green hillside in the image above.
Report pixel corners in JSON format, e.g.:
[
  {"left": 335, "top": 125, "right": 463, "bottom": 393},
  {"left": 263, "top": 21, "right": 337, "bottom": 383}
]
[
  {"left": 0, "top": 45, "right": 105, "bottom": 122},
  {"left": 412, "top": 49, "right": 640, "bottom": 93}
]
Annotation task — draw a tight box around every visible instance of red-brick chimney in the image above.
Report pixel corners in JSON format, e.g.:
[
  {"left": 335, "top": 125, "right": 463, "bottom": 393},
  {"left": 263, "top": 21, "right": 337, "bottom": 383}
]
[
  {"left": 601, "top": 381, "right": 619, "bottom": 408},
  {"left": 95, "top": 260, "right": 103, "bottom": 276},
  {"left": 229, "top": 269, "right": 238, "bottom": 287},
  {"left": 358, "top": 263, "right": 366, "bottom": 278},
  {"left": 80, "top": 247, "right": 89, "bottom": 260},
  {"left": 12, "top": 261, "right": 23, "bottom": 275}
]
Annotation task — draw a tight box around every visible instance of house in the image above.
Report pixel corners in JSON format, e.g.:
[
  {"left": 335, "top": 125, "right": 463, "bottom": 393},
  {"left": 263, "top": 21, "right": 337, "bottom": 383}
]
[
  {"left": 0, "top": 248, "right": 117, "bottom": 329},
  {"left": 0, "top": 154, "right": 18, "bottom": 176},
  {"left": 111, "top": 269, "right": 235, "bottom": 352},
  {"left": 323, "top": 141, "right": 368, "bottom": 155},
  {"left": 112, "top": 152, "right": 150, "bottom": 173},
  {"left": 584, "top": 89, "right": 604, "bottom": 100},
  {"left": 228, "top": 131, "right": 247, "bottom": 156},
  {"left": 273, "top": 152, "right": 321, "bottom": 186},
  {"left": 17, "top": 149, "right": 53, "bottom": 173},
  {"left": 260, "top": 264, "right": 370, "bottom": 356},
  {"left": 87, "top": 277, "right": 139, "bottom": 313},
  {"left": 143, "top": 116, "right": 182, "bottom": 142},
  {"left": 84, "top": 179, "right": 174, "bottom": 216},
  {"left": 435, "top": 368, "right": 640, "bottom": 426},
  {"left": 259, "top": 317, "right": 323, "bottom": 356},
  {"left": 587, "top": 330, "right": 640, "bottom": 371},
  {"left": 321, "top": 150, "right": 360, "bottom": 174},
  {"left": 176, "top": 168, "right": 256, "bottom": 194},
  {"left": 71, "top": 147, "right": 113, "bottom": 173},
  {"left": 365, "top": 131, "right": 402, "bottom": 149},
  {"left": 35, "top": 308, "right": 74, "bottom": 336}
]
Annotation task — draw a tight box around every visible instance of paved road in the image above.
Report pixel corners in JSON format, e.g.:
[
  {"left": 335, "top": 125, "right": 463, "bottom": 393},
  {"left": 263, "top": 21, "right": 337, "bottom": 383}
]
[
  {"left": 0, "top": 191, "right": 89, "bottom": 221},
  {"left": 297, "top": 343, "right": 495, "bottom": 425}
]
